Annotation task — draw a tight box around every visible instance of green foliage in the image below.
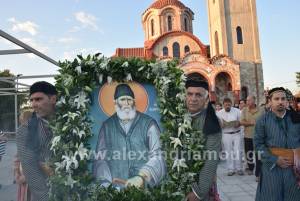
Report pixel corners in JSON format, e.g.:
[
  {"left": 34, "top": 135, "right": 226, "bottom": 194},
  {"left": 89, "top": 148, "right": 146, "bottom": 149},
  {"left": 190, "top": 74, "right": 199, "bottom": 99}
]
[
  {"left": 0, "top": 69, "right": 28, "bottom": 132},
  {"left": 50, "top": 54, "right": 206, "bottom": 200},
  {"left": 296, "top": 72, "right": 300, "bottom": 87}
]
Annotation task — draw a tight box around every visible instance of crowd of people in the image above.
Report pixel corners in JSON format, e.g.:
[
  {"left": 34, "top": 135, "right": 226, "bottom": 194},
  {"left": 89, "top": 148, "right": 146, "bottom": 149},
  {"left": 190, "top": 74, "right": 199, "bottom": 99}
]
[{"left": 0, "top": 79, "right": 300, "bottom": 201}]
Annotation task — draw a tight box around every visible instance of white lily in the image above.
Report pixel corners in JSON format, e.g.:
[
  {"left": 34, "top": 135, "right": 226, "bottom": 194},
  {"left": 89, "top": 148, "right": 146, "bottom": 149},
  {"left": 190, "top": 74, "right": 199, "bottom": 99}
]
[
  {"left": 56, "top": 96, "right": 66, "bottom": 107},
  {"left": 62, "top": 154, "right": 79, "bottom": 173},
  {"left": 126, "top": 73, "right": 132, "bottom": 81},
  {"left": 172, "top": 158, "right": 188, "bottom": 172},
  {"left": 74, "top": 143, "right": 89, "bottom": 161},
  {"left": 64, "top": 174, "right": 77, "bottom": 188},
  {"left": 98, "top": 74, "right": 103, "bottom": 84},
  {"left": 170, "top": 137, "right": 182, "bottom": 149},
  {"left": 63, "top": 75, "right": 73, "bottom": 87},
  {"left": 54, "top": 161, "right": 66, "bottom": 172},
  {"left": 86, "top": 60, "right": 95, "bottom": 66},
  {"left": 50, "top": 136, "right": 61, "bottom": 151},
  {"left": 63, "top": 112, "right": 79, "bottom": 121},
  {"left": 75, "top": 66, "right": 82, "bottom": 74},
  {"left": 74, "top": 91, "right": 89, "bottom": 109},
  {"left": 107, "top": 76, "right": 112, "bottom": 84},
  {"left": 99, "top": 57, "right": 110, "bottom": 70},
  {"left": 122, "top": 61, "right": 129, "bottom": 68}
]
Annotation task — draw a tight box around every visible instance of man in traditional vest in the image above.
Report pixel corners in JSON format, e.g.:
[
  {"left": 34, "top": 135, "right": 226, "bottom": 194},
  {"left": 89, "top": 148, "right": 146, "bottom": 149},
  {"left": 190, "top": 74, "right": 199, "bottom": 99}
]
[
  {"left": 17, "top": 81, "right": 57, "bottom": 201},
  {"left": 254, "top": 87, "right": 300, "bottom": 201},
  {"left": 185, "top": 79, "right": 222, "bottom": 201},
  {"left": 93, "top": 83, "right": 166, "bottom": 188}
]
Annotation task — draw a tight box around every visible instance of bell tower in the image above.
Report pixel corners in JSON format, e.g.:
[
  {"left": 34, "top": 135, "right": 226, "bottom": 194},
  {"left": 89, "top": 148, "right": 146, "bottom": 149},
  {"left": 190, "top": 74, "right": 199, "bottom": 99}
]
[{"left": 207, "top": 0, "right": 264, "bottom": 103}]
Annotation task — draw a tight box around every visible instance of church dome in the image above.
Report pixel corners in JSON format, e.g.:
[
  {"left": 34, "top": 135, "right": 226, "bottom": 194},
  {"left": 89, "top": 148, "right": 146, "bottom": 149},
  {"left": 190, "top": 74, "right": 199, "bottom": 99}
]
[
  {"left": 149, "top": 0, "right": 187, "bottom": 10},
  {"left": 143, "top": 0, "right": 193, "bottom": 15},
  {"left": 142, "top": 0, "right": 194, "bottom": 41}
]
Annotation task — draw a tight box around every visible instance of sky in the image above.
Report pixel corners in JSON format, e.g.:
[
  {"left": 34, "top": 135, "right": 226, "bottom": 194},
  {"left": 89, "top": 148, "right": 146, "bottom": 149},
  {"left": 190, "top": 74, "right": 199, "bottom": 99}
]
[{"left": 0, "top": 0, "right": 299, "bottom": 92}]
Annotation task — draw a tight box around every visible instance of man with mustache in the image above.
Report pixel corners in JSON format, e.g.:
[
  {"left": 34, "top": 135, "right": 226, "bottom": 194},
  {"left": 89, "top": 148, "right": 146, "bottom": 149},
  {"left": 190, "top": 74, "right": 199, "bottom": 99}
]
[
  {"left": 254, "top": 87, "right": 300, "bottom": 201},
  {"left": 93, "top": 83, "right": 166, "bottom": 188}
]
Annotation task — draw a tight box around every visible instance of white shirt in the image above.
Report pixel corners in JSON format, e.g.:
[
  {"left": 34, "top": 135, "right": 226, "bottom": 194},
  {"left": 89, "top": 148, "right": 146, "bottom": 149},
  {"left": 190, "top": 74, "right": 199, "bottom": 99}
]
[{"left": 217, "top": 107, "right": 241, "bottom": 133}]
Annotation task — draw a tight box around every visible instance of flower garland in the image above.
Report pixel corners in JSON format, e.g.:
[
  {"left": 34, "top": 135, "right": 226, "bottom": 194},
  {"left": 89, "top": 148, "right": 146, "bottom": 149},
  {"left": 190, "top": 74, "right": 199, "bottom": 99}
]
[{"left": 49, "top": 54, "right": 206, "bottom": 200}]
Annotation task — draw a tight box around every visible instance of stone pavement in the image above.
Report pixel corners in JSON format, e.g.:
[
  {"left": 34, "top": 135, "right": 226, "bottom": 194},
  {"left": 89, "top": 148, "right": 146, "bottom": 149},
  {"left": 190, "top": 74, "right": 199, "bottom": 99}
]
[
  {"left": 217, "top": 161, "right": 257, "bottom": 201},
  {"left": 0, "top": 141, "right": 258, "bottom": 201},
  {"left": 0, "top": 140, "right": 17, "bottom": 201}
]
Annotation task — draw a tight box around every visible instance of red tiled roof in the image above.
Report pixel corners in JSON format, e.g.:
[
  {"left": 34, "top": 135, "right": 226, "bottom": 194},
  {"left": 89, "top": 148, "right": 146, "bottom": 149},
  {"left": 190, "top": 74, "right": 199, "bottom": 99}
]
[
  {"left": 143, "top": 0, "right": 193, "bottom": 15},
  {"left": 114, "top": 48, "right": 145, "bottom": 58},
  {"left": 150, "top": 0, "right": 186, "bottom": 9}
]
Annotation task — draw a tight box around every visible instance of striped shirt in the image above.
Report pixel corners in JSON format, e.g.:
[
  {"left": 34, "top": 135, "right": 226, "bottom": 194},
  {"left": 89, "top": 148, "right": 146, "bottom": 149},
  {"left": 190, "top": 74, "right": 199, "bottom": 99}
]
[
  {"left": 191, "top": 110, "right": 222, "bottom": 201},
  {"left": 16, "top": 117, "right": 53, "bottom": 201},
  {"left": 0, "top": 140, "right": 6, "bottom": 156}
]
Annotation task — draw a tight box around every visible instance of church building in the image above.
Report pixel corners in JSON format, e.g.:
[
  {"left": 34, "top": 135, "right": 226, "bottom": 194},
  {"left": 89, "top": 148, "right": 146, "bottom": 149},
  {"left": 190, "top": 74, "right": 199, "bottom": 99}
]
[{"left": 114, "top": 0, "right": 264, "bottom": 104}]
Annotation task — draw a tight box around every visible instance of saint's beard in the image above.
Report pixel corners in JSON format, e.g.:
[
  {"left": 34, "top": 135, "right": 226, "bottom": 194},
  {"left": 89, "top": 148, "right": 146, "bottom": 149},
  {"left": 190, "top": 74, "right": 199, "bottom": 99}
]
[{"left": 115, "top": 104, "right": 136, "bottom": 121}]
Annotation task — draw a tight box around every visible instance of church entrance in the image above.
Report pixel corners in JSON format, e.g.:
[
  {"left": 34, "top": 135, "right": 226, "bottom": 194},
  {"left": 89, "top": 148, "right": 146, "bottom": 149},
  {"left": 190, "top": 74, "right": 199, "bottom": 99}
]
[{"left": 215, "top": 72, "right": 233, "bottom": 103}]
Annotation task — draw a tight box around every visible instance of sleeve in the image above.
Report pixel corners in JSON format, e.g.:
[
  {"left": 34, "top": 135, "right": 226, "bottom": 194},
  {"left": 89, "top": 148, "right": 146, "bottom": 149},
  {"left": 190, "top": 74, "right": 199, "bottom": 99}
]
[
  {"left": 241, "top": 108, "right": 246, "bottom": 121},
  {"left": 92, "top": 124, "right": 112, "bottom": 186},
  {"left": 139, "top": 122, "right": 166, "bottom": 187},
  {"left": 237, "top": 108, "right": 241, "bottom": 121},
  {"left": 16, "top": 125, "right": 49, "bottom": 201},
  {"left": 191, "top": 132, "right": 221, "bottom": 200},
  {"left": 253, "top": 115, "right": 278, "bottom": 165}
]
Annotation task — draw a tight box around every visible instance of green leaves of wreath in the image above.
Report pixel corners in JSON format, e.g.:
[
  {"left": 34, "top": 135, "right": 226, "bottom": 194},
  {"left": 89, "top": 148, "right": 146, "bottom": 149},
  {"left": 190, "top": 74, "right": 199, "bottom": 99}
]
[{"left": 49, "top": 54, "right": 206, "bottom": 201}]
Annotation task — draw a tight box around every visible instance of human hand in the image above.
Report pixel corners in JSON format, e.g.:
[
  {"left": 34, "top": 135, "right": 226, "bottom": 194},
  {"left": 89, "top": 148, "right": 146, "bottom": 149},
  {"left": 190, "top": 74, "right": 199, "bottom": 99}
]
[
  {"left": 125, "top": 176, "right": 144, "bottom": 188},
  {"left": 186, "top": 192, "right": 200, "bottom": 201},
  {"left": 276, "top": 156, "right": 293, "bottom": 168},
  {"left": 0, "top": 133, "right": 8, "bottom": 141},
  {"left": 39, "top": 162, "right": 54, "bottom": 176},
  {"left": 16, "top": 174, "right": 26, "bottom": 184},
  {"left": 233, "top": 121, "right": 240, "bottom": 128}
]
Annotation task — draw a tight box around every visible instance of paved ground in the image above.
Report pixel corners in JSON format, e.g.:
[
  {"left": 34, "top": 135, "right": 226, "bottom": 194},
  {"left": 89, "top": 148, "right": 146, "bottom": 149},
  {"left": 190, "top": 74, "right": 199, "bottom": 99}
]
[
  {"left": 0, "top": 141, "right": 258, "bottom": 201},
  {"left": 217, "top": 161, "right": 257, "bottom": 201},
  {"left": 0, "top": 140, "right": 17, "bottom": 201}
]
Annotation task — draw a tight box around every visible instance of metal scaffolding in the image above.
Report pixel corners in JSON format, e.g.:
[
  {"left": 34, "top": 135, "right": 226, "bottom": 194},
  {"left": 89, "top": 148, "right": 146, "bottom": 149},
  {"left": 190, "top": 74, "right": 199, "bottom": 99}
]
[{"left": 0, "top": 29, "right": 59, "bottom": 134}]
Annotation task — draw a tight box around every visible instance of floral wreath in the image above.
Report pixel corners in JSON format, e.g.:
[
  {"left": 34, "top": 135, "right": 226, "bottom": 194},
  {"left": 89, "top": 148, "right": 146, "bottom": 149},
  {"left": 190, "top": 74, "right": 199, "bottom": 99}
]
[{"left": 49, "top": 54, "right": 205, "bottom": 201}]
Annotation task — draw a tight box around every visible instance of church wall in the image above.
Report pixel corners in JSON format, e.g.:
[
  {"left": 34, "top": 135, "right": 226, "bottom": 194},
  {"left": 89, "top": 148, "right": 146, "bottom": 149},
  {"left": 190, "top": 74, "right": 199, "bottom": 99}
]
[
  {"left": 152, "top": 35, "right": 201, "bottom": 58},
  {"left": 239, "top": 61, "right": 264, "bottom": 104}
]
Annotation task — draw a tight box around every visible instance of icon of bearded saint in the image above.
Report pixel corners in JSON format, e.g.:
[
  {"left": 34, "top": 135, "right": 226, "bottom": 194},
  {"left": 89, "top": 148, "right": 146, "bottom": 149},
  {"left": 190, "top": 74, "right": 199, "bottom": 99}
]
[{"left": 93, "top": 83, "right": 166, "bottom": 189}]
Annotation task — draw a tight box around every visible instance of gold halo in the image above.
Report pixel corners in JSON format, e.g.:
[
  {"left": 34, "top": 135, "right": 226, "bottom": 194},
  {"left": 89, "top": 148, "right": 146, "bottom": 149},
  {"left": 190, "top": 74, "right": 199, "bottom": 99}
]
[{"left": 98, "top": 82, "right": 149, "bottom": 116}]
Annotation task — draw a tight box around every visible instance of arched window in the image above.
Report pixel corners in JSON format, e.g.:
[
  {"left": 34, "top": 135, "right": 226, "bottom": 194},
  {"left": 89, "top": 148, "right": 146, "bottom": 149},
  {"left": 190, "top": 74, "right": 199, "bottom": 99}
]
[
  {"left": 184, "top": 18, "right": 188, "bottom": 32},
  {"left": 163, "top": 46, "right": 168, "bottom": 57},
  {"left": 184, "top": 45, "right": 190, "bottom": 54},
  {"left": 241, "top": 86, "right": 248, "bottom": 100},
  {"left": 173, "top": 42, "right": 180, "bottom": 58},
  {"left": 151, "top": 19, "right": 155, "bottom": 36},
  {"left": 236, "top": 26, "right": 243, "bottom": 44},
  {"left": 168, "top": 16, "right": 172, "bottom": 31},
  {"left": 215, "top": 31, "right": 219, "bottom": 55}
]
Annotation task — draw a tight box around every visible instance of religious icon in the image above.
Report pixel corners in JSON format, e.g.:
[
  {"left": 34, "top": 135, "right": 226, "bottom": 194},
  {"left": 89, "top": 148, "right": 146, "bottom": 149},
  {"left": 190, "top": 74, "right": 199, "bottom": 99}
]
[{"left": 89, "top": 82, "right": 166, "bottom": 189}]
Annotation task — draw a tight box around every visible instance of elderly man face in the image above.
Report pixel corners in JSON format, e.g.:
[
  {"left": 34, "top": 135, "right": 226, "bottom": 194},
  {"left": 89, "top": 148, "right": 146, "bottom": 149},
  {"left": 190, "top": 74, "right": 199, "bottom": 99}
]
[
  {"left": 186, "top": 87, "right": 208, "bottom": 114},
  {"left": 246, "top": 96, "right": 256, "bottom": 107},
  {"left": 116, "top": 96, "right": 134, "bottom": 111},
  {"left": 115, "top": 95, "right": 136, "bottom": 121}
]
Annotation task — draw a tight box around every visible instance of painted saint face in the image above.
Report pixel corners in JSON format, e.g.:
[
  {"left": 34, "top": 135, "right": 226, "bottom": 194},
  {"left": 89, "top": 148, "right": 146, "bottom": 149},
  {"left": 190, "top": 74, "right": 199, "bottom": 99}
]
[{"left": 115, "top": 96, "right": 136, "bottom": 121}]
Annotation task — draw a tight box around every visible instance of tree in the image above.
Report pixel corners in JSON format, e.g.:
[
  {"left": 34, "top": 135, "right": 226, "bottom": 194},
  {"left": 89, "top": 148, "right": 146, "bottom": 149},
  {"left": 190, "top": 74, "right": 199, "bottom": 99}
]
[
  {"left": 0, "top": 69, "right": 28, "bottom": 132},
  {"left": 296, "top": 72, "right": 300, "bottom": 87}
]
